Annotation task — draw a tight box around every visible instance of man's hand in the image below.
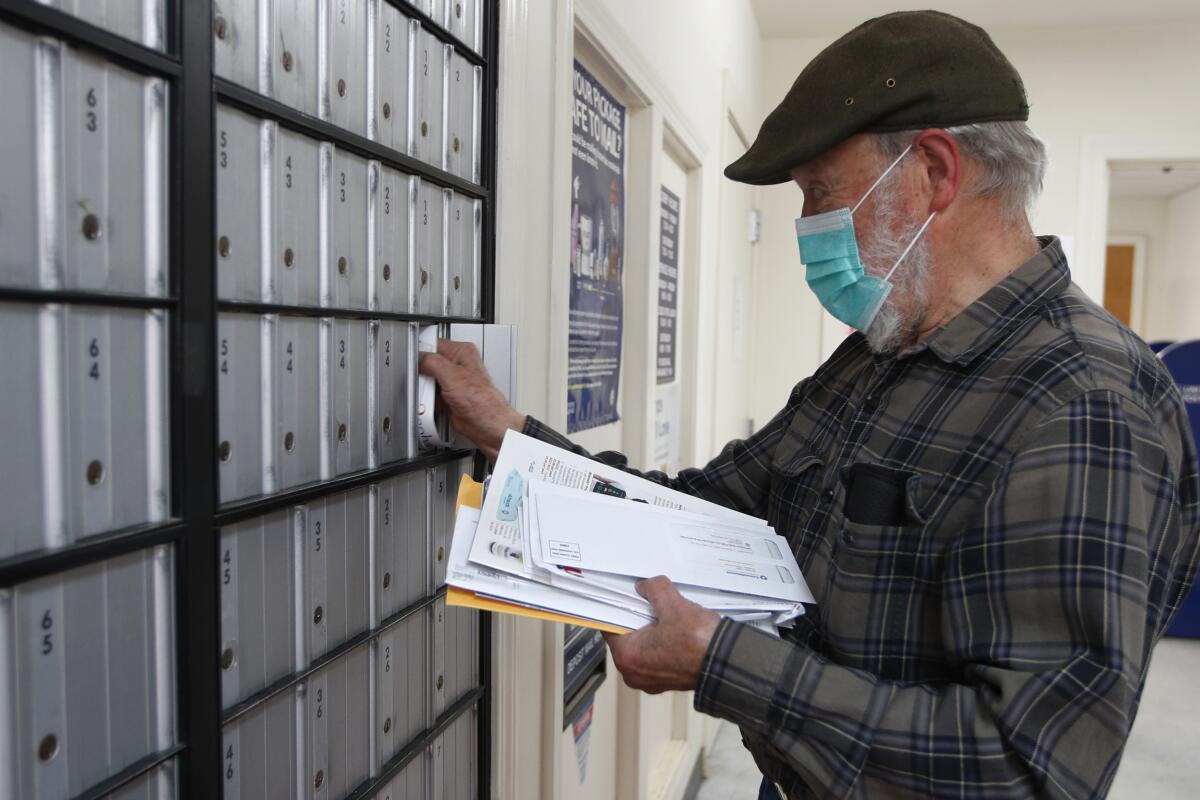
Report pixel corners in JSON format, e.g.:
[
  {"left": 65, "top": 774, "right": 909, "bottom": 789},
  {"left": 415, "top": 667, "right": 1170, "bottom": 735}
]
[
  {"left": 604, "top": 576, "right": 721, "bottom": 694},
  {"left": 418, "top": 339, "right": 526, "bottom": 459}
]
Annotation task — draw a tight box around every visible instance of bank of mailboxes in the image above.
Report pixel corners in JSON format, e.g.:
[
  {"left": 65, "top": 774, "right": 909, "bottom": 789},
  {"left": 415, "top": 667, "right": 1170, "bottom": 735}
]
[
  {"left": 217, "top": 312, "right": 426, "bottom": 503},
  {"left": 0, "top": 23, "right": 169, "bottom": 296},
  {"left": 214, "top": 0, "right": 483, "bottom": 181},
  {"left": 0, "top": 546, "right": 177, "bottom": 798},
  {"left": 215, "top": 104, "right": 483, "bottom": 315},
  {"left": 219, "top": 459, "right": 479, "bottom": 798}
]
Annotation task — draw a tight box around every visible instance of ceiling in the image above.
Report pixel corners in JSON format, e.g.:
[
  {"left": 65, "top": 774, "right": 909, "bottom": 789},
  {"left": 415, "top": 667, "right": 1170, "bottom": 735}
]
[
  {"left": 750, "top": 0, "right": 1200, "bottom": 38},
  {"left": 1109, "top": 161, "right": 1200, "bottom": 199}
]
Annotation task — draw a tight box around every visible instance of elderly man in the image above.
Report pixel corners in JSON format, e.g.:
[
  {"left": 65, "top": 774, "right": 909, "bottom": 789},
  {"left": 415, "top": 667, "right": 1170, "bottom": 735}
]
[{"left": 421, "top": 10, "right": 1200, "bottom": 799}]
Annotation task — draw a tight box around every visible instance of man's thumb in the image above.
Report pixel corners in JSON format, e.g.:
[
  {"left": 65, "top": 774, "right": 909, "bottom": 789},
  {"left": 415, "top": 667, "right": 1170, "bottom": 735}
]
[{"left": 635, "top": 575, "right": 677, "bottom": 612}]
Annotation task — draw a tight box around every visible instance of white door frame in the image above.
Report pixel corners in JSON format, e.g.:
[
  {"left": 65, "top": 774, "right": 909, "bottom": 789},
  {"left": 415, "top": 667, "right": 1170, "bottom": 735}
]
[{"left": 1076, "top": 135, "right": 1200, "bottom": 303}]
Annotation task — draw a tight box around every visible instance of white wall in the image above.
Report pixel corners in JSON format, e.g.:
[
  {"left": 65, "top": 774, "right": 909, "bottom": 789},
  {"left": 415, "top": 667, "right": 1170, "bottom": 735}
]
[
  {"left": 1162, "top": 185, "right": 1200, "bottom": 342},
  {"left": 753, "top": 21, "right": 1200, "bottom": 401}
]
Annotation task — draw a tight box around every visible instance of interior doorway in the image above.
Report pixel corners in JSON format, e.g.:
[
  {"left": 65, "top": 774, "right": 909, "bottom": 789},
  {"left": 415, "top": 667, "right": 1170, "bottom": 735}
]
[{"left": 1105, "top": 159, "right": 1200, "bottom": 343}]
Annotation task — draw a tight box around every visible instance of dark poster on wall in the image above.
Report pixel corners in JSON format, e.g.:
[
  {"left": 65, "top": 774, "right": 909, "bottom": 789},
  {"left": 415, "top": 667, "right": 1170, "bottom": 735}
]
[
  {"left": 657, "top": 186, "right": 680, "bottom": 385},
  {"left": 568, "top": 60, "right": 626, "bottom": 432}
]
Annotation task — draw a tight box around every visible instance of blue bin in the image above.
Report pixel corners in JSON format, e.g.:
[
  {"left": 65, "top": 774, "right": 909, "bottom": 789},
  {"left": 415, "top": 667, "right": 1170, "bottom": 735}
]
[{"left": 1160, "top": 340, "right": 1200, "bottom": 638}]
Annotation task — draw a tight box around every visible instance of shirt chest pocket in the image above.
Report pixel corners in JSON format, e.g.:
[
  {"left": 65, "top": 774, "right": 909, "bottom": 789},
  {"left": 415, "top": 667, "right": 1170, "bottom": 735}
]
[
  {"left": 822, "top": 464, "right": 947, "bottom": 678},
  {"left": 768, "top": 431, "right": 828, "bottom": 562}
]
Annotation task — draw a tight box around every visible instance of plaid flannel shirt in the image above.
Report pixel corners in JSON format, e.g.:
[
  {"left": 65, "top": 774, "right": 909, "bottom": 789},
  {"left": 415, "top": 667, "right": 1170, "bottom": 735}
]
[{"left": 523, "top": 238, "right": 1200, "bottom": 798}]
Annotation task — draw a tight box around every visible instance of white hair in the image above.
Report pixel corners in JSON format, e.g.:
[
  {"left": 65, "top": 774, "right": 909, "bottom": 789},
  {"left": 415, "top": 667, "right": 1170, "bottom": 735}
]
[
  {"left": 874, "top": 121, "right": 1048, "bottom": 218},
  {"left": 857, "top": 158, "right": 933, "bottom": 354}
]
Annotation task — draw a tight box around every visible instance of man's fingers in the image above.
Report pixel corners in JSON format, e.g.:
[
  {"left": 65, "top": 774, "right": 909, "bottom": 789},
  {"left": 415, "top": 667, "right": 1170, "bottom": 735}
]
[
  {"left": 418, "top": 351, "right": 461, "bottom": 383},
  {"left": 635, "top": 575, "right": 680, "bottom": 611},
  {"left": 437, "top": 338, "right": 484, "bottom": 368}
]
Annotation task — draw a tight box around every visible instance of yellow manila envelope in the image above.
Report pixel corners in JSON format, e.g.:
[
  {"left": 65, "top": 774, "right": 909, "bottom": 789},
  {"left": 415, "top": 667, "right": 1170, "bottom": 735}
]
[{"left": 445, "top": 474, "right": 630, "bottom": 635}]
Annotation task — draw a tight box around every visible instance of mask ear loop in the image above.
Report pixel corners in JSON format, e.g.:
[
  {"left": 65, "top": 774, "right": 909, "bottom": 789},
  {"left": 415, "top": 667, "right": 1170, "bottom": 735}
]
[
  {"left": 883, "top": 212, "right": 937, "bottom": 281},
  {"left": 851, "top": 143, "right": 913, "bottom": 216}
]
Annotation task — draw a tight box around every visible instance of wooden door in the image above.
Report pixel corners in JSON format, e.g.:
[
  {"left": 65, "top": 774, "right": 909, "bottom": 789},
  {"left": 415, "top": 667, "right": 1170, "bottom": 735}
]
[{"left": 1104, "top": 244, "right": 1135, "bottom": 325}]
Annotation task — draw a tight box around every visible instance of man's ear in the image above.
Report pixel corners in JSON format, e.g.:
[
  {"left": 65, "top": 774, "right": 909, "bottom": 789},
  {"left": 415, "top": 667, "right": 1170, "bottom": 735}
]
[{"left": 911, "top": 129, "right": 962, "bottom": 214}]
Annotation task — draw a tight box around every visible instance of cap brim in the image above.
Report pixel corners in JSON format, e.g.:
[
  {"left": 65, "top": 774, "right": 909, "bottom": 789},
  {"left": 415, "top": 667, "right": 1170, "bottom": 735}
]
[{"left": 723, "top": 144, "right": 796, "bottom": 186}]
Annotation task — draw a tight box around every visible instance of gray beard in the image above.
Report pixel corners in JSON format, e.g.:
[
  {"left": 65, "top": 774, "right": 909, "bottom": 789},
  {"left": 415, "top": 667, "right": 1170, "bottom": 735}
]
[{"left": 857, "top": 190, "right": 932, "bottom": 355}]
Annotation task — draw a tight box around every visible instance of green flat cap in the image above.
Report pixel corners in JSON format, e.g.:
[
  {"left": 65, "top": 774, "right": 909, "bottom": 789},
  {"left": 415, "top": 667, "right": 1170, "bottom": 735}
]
[{"left": 726, "top": 10, "right": 1029, "bottom": 185}]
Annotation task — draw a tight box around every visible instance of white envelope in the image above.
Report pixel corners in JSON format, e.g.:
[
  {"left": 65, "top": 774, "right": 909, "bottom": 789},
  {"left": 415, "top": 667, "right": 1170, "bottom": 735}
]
[{"left": 528, "top": 481, "right": 814, "bottom": 604}]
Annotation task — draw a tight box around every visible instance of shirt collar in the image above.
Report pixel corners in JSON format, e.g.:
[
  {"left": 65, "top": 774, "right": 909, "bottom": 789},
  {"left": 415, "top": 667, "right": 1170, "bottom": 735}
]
[{"left": 916, "top": 236, "right": 1070, "bottom": 366}]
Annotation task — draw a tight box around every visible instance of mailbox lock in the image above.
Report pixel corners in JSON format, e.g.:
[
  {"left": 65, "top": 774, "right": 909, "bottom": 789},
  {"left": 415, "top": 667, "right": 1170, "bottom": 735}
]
[
  {"left": 382, "top": 263, "right": 391, "bottom": 281},
  {"left": 221, "top": 647, "right": 235, "bottom": 670},
  {"left": 383, "top": 102, "right": 392, "bottom": 120},
  {"left": 82, "top": 214, "right": 101, "bottom": 241},
  {"left": 437, "top": 546, "right": 445, "bottom": 563},
  {"left": 420, "top": 268, "right": 428, "bottom": 288},
  {"left": 453, "top": 136, "right": 460, "bottom": 153},
  {"left": 218, "top": 440, "right": 232, "bottom": 462},
  {"left": 314, "top": 770, "right": 324, "bottom": 789},
  {"left": 453, "top": 276, "right": 461, "bottom": 290},
  {"left": 282, "top": 50, "right": 294, "bottom": 72},
  {"left": 86, "top": 460, "right": 105, "bottom": 486},
  {"left": 338, "top": 256, "right": 348, "bottom": 275},
  {"left": 421, "top": 120, "right": 428, "bottom": 137},
  {"left": 456, "top": 3, "right": 463, "bottom": 19},
  {"left": 313, "top": 605, "right": 324, "bottom": 625},
  {"left": 383, "top": 716, "right": 392, "bottom": 734},
  {"left": 337, "top": 422, "right": 347, "bottom": 442},
  {"left": 382, "top": 416, "right": 392, "bottom": 435},
  {"left": 337, "top": 78, "right": 346, "bottom": 98},
  {"left": 218, "top": 235, "right": 231, "bottom": 259},
  {"left": 284, "top": 431, "right": 295, "bottom": 452},
  {"left": 215, "top": 15, "right": 228, "bottom": 40},
  {"left": 283, "top": 247, "right": 295, "bottom": 268},
  {"left": 382, "top": 571, "right": 391, "bottom": 590},
  {"left": 38, "top": 734, "right": 58, "bottom": 762},
  {"left": 436, "top": 674, "right": 444, "bottom": 690}
]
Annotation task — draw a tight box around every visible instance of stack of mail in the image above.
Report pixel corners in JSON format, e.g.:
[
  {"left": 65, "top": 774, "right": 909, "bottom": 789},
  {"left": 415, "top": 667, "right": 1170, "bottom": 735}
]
[{"left": 446, "top": 430, "right": 815, "bottom": 634}]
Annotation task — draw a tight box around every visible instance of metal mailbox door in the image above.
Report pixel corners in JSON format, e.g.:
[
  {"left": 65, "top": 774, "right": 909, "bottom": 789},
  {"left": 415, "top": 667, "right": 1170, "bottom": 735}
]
[
  {"left": 331, "top": 318, "right": 371, "bottom": 475},
  {"left": 216, "top": 105, "right": 268, "bottom": 302},
  {"left": 61, "top": 47, "right": 168, "bottom": 297},
  {"left": 374, "top": 166, "right": 413, "bottom": 313},
  {"left": 374, "top": 320, "right": 415, "bottom": 467},
  {"left": 220, "top": 688, "right": 299, "bottom": 800},
  {"left": 63, "top": 306, "right": 170, "bottom": 539},
  {"left": 446, "top": 192, "right": 481, "bottom": 319},
  {"left": 413, "top": 179, "right": 446, "bottom": 315},
  {"left": 374, "top": 608, "right": 430, "bottom": 773},
  {"left": 444, "top": 51, "right": 480, "bottom": 184},
  {"left": 272, "top": 0, "right": 321, "bottom": 117},
  {"left": 375, "top": 470, "right": 429, "bottom": 622},
  {"left": 272, "top": 128, "right": 324, "bottom": 307},
  {"left": 373, "top": 3, "right": 414, "bottom": 154},
  {"left": 218, "top": 511, "right": 298, "bottom": 708},
  {"left": 217, "top": 312, "right": 270, "bottom": 504},
  {"left": 326, "top": 0, "right": 368, "bottom": 137},
  {"left": 411, "top": 28, "right": 446, "bottom": 168},
  {"left": 329, "top": 147, "right": 372, "bottom": 310},
  {"left": 302, "top": 643, "right": 372, "bottom": 799},
  {"left": 213, "top": 0, "right": 262, "bottom": 91},
  {"left": 273, "top": 315, "right": 326, "bottom": 491}
]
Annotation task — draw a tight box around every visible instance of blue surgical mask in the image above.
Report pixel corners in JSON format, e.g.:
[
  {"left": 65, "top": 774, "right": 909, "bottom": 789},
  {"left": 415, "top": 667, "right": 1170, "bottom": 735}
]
[{"left": 795, "top": 144, "right": 936, "bottom": 331}]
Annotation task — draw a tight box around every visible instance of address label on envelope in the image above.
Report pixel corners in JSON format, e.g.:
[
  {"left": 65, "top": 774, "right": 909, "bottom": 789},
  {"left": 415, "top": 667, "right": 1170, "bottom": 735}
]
[{"left": 529, "top": 482, "right": 814, "bottom": 604}]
